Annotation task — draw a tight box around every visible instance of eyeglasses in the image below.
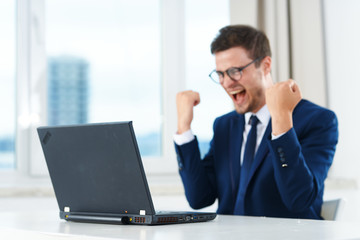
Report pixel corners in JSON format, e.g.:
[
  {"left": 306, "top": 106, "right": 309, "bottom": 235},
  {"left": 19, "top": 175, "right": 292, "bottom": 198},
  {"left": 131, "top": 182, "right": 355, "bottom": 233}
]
[{"left": 209, "top": 57, "right": 263, "bottom": 84}]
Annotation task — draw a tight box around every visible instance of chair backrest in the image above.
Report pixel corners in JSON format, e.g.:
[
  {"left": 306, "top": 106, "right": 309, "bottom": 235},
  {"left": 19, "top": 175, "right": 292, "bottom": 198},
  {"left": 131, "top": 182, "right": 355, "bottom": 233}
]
[{"left": 321, "top": 198, "right": 344, "bottom": 221}]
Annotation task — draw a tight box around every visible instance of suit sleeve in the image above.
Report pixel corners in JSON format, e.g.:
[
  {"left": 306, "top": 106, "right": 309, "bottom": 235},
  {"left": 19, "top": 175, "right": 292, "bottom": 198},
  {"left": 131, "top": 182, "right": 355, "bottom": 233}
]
[
  {"left": 267, "top": 109, "right": 338, "bottom": 212},
  {"left": 174, "top": 124, "right": 218, "bottom": 209}
]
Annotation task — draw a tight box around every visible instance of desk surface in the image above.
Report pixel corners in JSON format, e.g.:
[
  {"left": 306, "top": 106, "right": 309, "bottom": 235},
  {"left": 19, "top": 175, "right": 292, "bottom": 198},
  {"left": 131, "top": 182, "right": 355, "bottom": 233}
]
[{"left": 1, "top": 210, "right": 360, "bottom": 240}]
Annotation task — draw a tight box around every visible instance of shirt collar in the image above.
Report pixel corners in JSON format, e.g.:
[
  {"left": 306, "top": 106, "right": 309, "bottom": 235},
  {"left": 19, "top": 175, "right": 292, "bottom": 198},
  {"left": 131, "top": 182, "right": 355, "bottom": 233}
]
[{"left": 244, "top": 104, "right": 271, "bottom": 125}]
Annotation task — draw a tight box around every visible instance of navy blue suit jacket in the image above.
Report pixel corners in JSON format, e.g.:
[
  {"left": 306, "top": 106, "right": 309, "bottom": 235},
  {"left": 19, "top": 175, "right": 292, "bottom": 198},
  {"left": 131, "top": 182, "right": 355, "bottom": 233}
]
[{"left": 174, "top": 100, "right": 338, "bottom": 219}]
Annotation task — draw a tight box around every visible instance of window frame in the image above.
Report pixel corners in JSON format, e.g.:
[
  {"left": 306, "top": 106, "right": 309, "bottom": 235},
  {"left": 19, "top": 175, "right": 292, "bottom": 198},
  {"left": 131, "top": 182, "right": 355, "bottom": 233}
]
[{"left": 16, "top": 0, "right": 48, "bottom": 175}]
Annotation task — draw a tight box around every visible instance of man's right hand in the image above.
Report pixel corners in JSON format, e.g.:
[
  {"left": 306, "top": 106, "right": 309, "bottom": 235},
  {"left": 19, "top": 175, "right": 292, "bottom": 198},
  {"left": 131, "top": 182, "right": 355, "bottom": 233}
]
[{"left": 176, "top": 90, "right": 200, "bottom": 134}]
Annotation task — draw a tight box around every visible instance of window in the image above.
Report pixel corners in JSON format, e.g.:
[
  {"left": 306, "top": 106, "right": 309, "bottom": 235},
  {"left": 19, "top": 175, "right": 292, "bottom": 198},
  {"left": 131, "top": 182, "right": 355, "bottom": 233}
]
[
  {"left": 9, "top": 0, "right": 231, "bottom": 177},
  {"left": 45, "top": 0, "right": 161, "bottom": 157},
  {"left": 0, "top": 1, "right": 15, "bottom": 169},
  {"left": 185, "top": 0, "right": 231, "bottom": 156}
]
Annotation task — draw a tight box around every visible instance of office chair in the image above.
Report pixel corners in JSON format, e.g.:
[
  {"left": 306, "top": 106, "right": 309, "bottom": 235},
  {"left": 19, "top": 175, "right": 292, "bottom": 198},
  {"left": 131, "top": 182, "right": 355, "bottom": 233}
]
[{"left": 321, "top": 198, "right": 344, "bottom": 221}]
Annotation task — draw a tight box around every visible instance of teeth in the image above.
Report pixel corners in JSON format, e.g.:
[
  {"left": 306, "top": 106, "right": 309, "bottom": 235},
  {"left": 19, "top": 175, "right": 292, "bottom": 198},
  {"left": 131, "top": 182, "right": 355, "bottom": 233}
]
[{"left": 229, "top": 90, "right": 243, "bottom": 95}]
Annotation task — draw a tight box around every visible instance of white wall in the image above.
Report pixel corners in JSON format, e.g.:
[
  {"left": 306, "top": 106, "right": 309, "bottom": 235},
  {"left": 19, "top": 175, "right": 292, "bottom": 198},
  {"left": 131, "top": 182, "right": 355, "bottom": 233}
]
[{"left": 323, "top": 0, "right": 360, "bottom": 182}]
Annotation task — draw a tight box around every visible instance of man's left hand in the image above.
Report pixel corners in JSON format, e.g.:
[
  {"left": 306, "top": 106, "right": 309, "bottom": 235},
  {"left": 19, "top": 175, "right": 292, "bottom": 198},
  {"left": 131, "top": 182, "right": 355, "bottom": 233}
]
[{"left": 265, "top": 79, "right": 302, "bottom": 136}]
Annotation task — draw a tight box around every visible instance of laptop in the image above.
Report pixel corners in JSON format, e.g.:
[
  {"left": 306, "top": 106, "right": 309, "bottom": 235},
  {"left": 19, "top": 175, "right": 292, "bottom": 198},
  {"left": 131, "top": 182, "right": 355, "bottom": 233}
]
[{"left": 37, "top": 121, "right": 217, "bottom": 225}]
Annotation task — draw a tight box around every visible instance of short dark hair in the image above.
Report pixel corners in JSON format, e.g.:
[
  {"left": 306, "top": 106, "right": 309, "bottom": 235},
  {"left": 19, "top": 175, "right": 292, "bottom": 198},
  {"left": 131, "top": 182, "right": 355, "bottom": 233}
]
[{"left": 210, "top": 25, "right": 271, "bottom": 67}]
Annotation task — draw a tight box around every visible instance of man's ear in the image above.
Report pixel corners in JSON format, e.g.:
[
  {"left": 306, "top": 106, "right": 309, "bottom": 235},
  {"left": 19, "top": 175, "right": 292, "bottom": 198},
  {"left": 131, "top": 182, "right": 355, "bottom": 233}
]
[{"left": 262, "top": 56, "right": 272, "bottom": 75}]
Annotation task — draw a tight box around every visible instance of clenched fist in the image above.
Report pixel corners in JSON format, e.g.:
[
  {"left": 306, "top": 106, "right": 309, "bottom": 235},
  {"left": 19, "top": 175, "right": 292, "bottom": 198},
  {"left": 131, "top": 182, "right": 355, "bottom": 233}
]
[
  {"left": 176, "top": 90, "right": 200, "bottom": 134},
  {"left": 265, "top": 79, "right": 302, "bottom": 136}
]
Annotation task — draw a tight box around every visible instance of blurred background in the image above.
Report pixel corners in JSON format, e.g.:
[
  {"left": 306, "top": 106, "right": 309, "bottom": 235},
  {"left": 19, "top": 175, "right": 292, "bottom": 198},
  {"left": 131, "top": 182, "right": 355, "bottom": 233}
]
[{"left": 0, "top": 0, "right": 359, "bottom": 221}]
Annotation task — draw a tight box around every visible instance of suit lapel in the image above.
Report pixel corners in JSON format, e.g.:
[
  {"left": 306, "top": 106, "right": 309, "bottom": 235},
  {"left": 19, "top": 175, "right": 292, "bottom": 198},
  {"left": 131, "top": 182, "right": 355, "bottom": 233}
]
[{"left": 229, "top": 115, "right": 245, "bottom": 197}]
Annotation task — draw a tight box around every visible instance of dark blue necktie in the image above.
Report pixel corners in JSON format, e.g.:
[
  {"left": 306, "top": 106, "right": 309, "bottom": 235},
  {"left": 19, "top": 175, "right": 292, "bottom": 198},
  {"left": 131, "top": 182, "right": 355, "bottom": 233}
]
[
  {"left": 241, "top": 115, "right": 259, "bottom": 185},
  {"left": 234, "top": 115, "right": 259, "bottom": 215}
]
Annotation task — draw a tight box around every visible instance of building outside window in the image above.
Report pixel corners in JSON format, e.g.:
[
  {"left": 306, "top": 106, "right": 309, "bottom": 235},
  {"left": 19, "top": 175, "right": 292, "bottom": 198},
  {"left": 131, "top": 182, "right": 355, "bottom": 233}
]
[{"left": 47, "top": 56, "right": 89, "bottom": 126}]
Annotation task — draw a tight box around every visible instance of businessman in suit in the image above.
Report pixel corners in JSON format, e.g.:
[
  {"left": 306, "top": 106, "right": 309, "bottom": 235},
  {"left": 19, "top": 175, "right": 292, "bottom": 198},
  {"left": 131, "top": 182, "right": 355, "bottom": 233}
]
[{"left": 174, "top": 25, "right": 338, "bottom": 219}]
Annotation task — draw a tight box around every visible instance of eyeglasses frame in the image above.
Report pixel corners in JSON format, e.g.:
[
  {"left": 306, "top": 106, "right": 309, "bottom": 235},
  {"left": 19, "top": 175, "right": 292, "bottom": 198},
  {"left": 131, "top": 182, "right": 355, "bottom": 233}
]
[{"left": 209, "top": 56, "right": 264, "bottom": 84}]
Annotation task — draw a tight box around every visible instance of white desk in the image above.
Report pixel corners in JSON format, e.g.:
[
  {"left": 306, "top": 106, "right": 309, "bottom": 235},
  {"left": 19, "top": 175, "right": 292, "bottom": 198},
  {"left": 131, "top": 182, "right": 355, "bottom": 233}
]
[{"left": 1, "top": 210, "right": 360, "bottom": 240}]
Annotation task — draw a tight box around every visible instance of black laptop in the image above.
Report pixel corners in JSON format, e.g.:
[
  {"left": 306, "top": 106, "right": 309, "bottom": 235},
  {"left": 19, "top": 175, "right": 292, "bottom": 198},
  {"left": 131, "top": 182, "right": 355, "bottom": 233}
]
[{"left": 37, "top": 121, "right": 216, "bottom": 225}]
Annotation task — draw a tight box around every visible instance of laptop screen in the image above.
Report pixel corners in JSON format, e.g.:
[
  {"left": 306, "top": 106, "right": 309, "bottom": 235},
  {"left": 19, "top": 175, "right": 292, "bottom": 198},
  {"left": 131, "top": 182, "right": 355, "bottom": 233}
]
[{"left": 38, "top": 121, "right": 156, "bottom": 216}]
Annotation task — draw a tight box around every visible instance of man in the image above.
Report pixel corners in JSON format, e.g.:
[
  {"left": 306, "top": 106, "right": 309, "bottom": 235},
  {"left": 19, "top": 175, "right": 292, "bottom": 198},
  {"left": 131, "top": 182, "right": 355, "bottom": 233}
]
[{"left": 174, "top": 25, "right": 338, "bottom": 219}]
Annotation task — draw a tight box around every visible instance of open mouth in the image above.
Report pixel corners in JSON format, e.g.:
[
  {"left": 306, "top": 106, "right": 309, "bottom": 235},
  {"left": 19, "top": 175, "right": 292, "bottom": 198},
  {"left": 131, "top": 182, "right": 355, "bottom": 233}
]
[{"left": 229, "top": 89, "right": 246, "bottom": 104}]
